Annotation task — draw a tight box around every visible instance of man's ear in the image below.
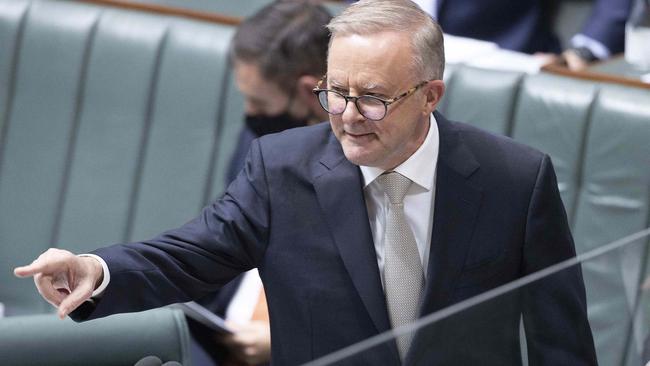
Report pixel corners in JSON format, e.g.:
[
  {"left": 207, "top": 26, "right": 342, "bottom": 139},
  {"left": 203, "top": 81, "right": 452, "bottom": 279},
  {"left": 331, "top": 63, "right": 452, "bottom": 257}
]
[
  {"left": 423, "top": 79, "right": 445, "bottom": 115},
  {"left": 296, "top": 75, "right": 319, "bottom": 102},
  {"left": 295, "top": 75, "right": 325, "bottom": 121}
]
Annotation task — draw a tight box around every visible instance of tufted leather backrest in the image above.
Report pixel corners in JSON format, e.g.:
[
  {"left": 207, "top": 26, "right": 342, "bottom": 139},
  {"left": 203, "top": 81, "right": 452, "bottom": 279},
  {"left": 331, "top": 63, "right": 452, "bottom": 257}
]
[
  {"left": 0, "top": 0, "right": 242, "bottom": 316},
  {"left": 512, "top": 73, "right": 598, "bottom": 223},
  {"left": 442, "top": 65, "right": 523, "bottom": 136}
]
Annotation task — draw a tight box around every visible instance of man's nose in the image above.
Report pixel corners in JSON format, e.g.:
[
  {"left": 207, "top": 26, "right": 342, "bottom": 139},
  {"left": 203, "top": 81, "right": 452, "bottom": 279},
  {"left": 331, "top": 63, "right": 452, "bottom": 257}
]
[{"left": 341, "top": 99, "right": 365, "bottom": 124}]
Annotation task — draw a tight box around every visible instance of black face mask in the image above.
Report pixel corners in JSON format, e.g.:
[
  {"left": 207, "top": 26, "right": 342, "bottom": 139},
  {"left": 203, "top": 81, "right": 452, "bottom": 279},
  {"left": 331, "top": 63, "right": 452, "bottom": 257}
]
[{"left": 245, "top": 111, "right": 309, "bottom": 137}]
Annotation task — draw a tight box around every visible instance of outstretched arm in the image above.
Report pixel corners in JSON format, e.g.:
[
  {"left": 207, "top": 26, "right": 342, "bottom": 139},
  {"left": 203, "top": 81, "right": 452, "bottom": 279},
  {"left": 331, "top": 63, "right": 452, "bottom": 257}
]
[{"left": 14, "top": 138, "right": 271, "bottom": 321}]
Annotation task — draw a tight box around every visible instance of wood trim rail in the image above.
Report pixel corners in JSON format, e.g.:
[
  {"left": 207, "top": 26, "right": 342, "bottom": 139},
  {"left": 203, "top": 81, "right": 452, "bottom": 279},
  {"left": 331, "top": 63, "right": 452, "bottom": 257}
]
[
  {"left": 75, "top": 0, "right": 243, "bottom": 25},
  {"left": 74, "top": 0, "right": 348, "bottom": 26},
  {"left": 542, "top": 63, "right": 650, "bottom": 90}
]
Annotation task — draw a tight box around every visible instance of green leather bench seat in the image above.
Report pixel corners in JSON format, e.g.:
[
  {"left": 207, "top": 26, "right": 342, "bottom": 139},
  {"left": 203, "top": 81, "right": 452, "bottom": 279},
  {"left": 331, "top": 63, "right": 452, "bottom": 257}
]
[
  {"left": 125, "top": 0, "right": 273, "bottom": 18},
  {"left": 0, "top": 0, "right": 242, "bottom": 317},
  {"left": 512, "top": 73, "right": 598, "bottom": 223},
  {"left": 0, "top": 308, "right": 191, "bottom": 366},
  {"left": 0, "top": 0, "right": 243, "bottom": 363},
  {"left": 442, "top": 65, "right": 523, "bottom": 136},
  {"left": 573, "top": 85, "right": 650, "bottom": 366},
  {"left": 573, "top": 85, "right": 650, "bottom": 253}
]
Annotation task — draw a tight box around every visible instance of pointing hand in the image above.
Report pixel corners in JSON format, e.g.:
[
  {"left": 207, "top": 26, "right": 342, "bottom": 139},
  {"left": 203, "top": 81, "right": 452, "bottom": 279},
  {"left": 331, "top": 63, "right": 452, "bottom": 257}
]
[{"left": 14, "top": 248, "right": 103, "bottom": 319}]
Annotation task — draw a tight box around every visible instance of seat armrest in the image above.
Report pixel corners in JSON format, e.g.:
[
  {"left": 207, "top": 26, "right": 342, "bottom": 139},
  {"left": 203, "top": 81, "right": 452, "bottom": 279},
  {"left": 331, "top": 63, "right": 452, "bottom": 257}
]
[{"left": 0, "top": 308, "right": 191, "bottom": 366}]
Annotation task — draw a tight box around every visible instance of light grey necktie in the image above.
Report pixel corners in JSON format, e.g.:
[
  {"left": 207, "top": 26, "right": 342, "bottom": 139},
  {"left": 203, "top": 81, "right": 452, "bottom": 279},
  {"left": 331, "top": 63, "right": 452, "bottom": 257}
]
[{"left": 377, "top": 171, "right": 425, "bottom": 360}]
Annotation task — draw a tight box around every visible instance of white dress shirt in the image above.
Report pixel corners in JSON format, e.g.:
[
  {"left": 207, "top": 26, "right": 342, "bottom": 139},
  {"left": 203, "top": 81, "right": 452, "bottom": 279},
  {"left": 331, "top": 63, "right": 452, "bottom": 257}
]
[
  {"left": 225, "top": 269, "right": 263, "bottom": 323},
  {"left": 360, "top": 114, "right": 439, "bottom": 287},
  {"left": 78, "top": 253, "right": 110, "bottom": 298}
]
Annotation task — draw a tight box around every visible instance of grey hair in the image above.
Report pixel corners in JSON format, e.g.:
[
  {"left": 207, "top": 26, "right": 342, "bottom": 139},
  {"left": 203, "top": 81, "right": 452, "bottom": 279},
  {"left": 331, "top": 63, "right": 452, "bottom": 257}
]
[{"left": 326, "top": 0, "right": 445, "bottom": 80}]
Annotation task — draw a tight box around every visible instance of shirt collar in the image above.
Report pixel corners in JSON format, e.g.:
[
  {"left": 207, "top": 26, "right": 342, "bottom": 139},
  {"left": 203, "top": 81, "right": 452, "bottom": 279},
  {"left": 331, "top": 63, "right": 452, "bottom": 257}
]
[{"left": 360, "top": 114, "right": 439, "bottom": 191}]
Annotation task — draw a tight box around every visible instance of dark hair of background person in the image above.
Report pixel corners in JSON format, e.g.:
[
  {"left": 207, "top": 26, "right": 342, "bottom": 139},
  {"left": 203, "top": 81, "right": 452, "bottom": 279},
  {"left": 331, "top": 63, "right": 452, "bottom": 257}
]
[{"left": 231, "top": 1, "right": 332, "bottom": 94}]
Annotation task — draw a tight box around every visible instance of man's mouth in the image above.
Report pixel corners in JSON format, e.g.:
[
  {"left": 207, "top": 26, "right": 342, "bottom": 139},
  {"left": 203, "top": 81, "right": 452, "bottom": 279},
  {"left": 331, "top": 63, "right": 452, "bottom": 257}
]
[{"left": 345, "top": 131, "right": 372, "bottom": 137}]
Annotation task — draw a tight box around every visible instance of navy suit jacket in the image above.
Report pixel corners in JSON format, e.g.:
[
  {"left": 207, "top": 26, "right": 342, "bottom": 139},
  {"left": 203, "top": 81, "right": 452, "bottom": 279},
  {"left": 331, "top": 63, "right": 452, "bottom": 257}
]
[{"left": 75, "top": 113, "right": 597, "bottom": 365}]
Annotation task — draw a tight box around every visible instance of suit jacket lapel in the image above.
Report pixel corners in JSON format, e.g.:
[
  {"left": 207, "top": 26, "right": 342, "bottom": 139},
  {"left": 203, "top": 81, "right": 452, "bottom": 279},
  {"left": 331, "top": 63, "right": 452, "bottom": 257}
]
[
  {"left": 312, "top": 134, "right": 394, "bottom": 339},
  {"left": 421, "top": 112, "right": 482, "bottom": 314},
  {"left": 406, "top": 114, "right": 483, "bottom": 364}
]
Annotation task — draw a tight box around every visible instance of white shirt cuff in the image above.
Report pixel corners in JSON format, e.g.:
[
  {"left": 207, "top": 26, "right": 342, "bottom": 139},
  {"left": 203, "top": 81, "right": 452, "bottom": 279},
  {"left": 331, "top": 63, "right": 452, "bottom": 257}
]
[
  {"left": 78, "top": 254, "right": 110, "bottom": 298},
  {"left": 571, "top": 34, "right": 611, "bottom": 59}
]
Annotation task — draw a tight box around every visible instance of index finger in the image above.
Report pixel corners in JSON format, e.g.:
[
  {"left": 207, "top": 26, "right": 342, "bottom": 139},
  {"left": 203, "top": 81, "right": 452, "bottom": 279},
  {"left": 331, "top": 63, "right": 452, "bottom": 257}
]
[
  {"left": 14, "top": 258, "right": 60, "bottom": 278},
  {"left": 14, "top": 261, "right": 45, "bottom": 278}
]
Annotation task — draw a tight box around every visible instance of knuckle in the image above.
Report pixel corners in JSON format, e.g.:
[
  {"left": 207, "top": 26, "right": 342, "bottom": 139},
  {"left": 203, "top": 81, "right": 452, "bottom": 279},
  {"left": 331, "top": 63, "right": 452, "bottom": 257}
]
[{"left": 44, "top": 248, "right": 58, "bottom": 255}]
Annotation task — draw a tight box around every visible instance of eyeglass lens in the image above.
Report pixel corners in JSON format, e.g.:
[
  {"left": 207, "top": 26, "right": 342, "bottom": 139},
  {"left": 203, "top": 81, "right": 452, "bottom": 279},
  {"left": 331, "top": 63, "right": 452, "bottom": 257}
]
[{"left": 318, "top": 91, "right": 387, "bottom": 121}]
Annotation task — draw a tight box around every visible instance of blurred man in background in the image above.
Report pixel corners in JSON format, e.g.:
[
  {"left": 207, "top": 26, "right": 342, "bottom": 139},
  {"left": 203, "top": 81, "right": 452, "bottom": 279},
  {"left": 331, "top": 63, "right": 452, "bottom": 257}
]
[
  {"left": 225, "top": 0, "right": 331, "bottom": 184},
  {"left": 409, "top": 0, "right": 632, "bottom": 70},
  {"left": 191, "top": 2, "right": 331, "bottom": 365}
]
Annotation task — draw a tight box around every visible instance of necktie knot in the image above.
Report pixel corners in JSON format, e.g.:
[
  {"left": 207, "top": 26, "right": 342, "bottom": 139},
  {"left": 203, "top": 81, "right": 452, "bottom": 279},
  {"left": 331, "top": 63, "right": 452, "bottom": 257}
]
[{"left": 377, "top": 171, "right": 412, "bottom": 204}]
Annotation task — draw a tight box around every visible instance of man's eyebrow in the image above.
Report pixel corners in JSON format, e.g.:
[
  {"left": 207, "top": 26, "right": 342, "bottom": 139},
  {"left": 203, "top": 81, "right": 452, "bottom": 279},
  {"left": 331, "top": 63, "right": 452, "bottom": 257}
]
[
  {"left": 359, "top": 81, "right": 394, "bottom": 93},
  {"left": 360, "top": 81, "right": 380, "bottom": 90},
  {"left": 330, "top": 80, "right": 386, "bottom": 92},
  {"left": 327, "top": 78, "right": 391, "bottom": 93},
  {"left": 327, "top": 78, "right": 346, "bottom": 88}
]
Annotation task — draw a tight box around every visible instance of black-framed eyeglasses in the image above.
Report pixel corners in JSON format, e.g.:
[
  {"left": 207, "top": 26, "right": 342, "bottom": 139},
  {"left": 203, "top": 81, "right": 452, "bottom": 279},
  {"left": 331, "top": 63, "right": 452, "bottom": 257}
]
[{"left": 312, "top": 76, "right": 430, "bottom": 121}]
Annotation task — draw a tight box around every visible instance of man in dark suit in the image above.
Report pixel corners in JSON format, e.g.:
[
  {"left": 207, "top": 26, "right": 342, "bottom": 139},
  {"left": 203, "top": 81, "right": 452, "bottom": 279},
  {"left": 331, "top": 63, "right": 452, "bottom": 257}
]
[
  {"left": 410, "top": 0, "right": 632, "bottom": 70},
  {"left": 15, "top": 0, "right": 597, "bottom": 364}
]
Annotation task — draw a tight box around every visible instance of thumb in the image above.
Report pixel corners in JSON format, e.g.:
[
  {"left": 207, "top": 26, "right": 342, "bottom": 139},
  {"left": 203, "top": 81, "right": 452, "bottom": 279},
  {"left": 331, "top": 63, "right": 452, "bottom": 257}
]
[{"left": 57, "top": 279, "right": 94, "bottom": 319}]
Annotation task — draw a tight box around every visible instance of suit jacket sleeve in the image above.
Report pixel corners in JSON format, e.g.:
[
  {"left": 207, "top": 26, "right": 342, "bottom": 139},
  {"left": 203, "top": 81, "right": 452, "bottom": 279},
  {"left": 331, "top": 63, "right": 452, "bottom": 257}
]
[
  {"left": 225, "top": 127, "right": 257, "bottom": 187},
  {"left": 521, "top": 155, "right": 598, "bottom": 365},
  {"left": 579, "top": 0, "right": 632, "bottom": 55},
  {"left": 73, "top": 139, "right": 270, "bottom": 320}
]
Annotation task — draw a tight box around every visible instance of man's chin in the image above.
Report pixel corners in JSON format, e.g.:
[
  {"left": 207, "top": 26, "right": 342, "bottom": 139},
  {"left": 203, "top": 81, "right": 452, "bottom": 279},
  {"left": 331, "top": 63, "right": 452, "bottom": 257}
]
[{"left": 342, "top": 147, "right": 377, "bottom": 167}]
